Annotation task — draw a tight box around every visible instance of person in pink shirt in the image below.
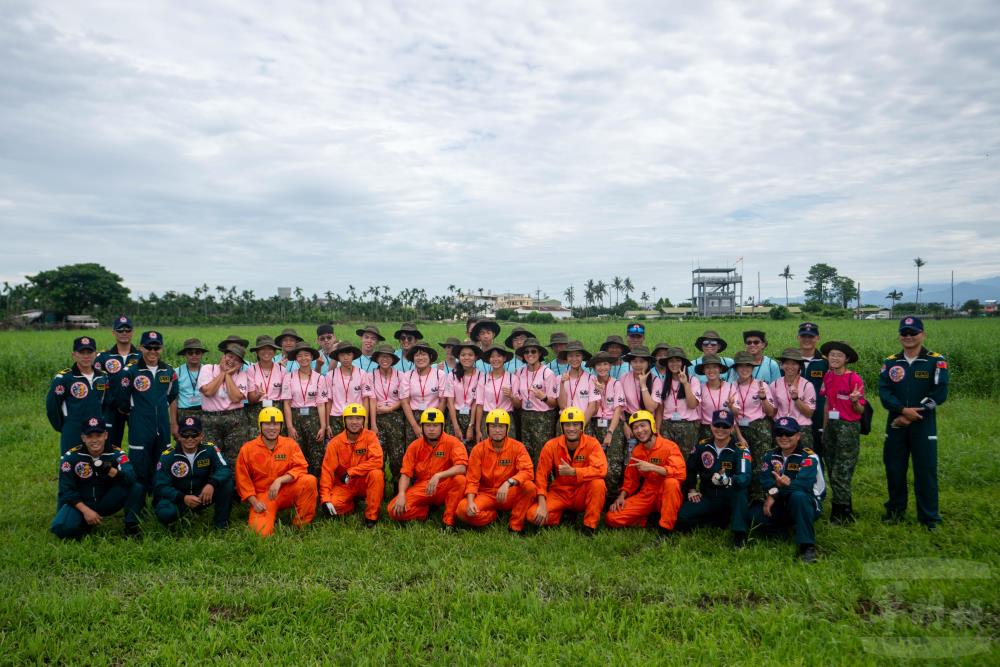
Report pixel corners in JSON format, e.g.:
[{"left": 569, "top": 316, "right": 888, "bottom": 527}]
[
  {"left": 557, "top": 341, "right": 599, "bottom": 418},
  {"left": 197, "top": 343, "right": 251, "bottom": 465},
  {"left": 326, "top": 341, "right": 365, "bottom": 437},
  {"left": 282, "top": 341, "right": 330, "bottom": 477},
  {"left": 587, "top": 351, "right": 626, "bottom": 502},
  {"left": 619, "top": 346, "right": 660, "bottom": 443},
  {"left": 695, "top": 353, "right": 735, "bottom": 442},
  {"left": 819, "top": 340, "right": 866, "bottom": 524},
  {"left": 728, "top": 350, "right": 776, "bottom": 500},
  {"left": 512, "top": 337, "right": 560, "bottom": 462},
  {"left": 399, "top": 342, "right": 453, "bottom": 441},
  {"left": 447, "top": 340, "right": 482, "bottom": 450},
  {"left": 364, "top": 344, "right": 406, "bottom": 497},
  {"left": 655, "top": 347, "right": 702, "bottom": 456},
  {"left": 246, "top": 335, "right": 290, "bottom": 427},
  {"left": 770, "top": 348, "right": 817, "bottom": 450},
  {"left": 476, "top": 344, "right": 517, "bottom": 439}
]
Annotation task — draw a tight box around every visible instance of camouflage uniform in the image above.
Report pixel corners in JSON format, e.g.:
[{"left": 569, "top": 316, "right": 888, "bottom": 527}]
[
  {"left": 290, "top": 411, "right": 326, "bottom": 479},
  {"left": 453, "top": 412, "right": 475, "bottom": 452},
  {"left": 328, "top": 418, "right": 345, "bottom": 438},
  {"left": 480, "top": 415, "right": 518, "bottom": 441},
  {"left": 740, "top": 417, "right": 773, "bottom": 501},
  {"left": 660, "top": 420, "right": 700, "bottom": 458},
  {"left": 176, "top": 406, "right": 202, "bottom": 425},
  {"left": 520, "top": 410, "right": 557, "bottom": 463},
  {"left": 201, "top": 409, "right": 248, "bottom": 467},
  {"left": 375, "top": 410, "right": 408, "bottom": 495},
  {"left": 590, "top": 419, "right": 626, "bottom": 502},
  {"left": 823, "top": 419, "right": 860, "bottom": 509}
]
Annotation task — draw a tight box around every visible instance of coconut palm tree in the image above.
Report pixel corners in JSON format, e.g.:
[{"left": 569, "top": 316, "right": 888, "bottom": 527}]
[
  {"left": 913, "top": 257, "right": 926, "bottom": 313},
  {"left": 779, "top": 265, "right": 794, "bottom": 307},
  {"left": 886, "top": 289, "right": 903, "bottom": 318}
]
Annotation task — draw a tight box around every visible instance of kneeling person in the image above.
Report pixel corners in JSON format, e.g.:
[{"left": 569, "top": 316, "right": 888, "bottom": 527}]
[
  {"left": 457, "top": 409, "right": 536, "bottom": 533},
  {"left": 389, "top": 408, "right": 468, "bottom": 528},
  {"left": 235, "top": 407, "right": 317, "bottom": 537},
  {"left": 153, "top": 416, "right": 234, "bottom": 530},
  {"left": 320, "top": 403, "right": 384, "bottom": 527},
  {"left": 605, "top": 411, "right": 686, "bottom": 537}
]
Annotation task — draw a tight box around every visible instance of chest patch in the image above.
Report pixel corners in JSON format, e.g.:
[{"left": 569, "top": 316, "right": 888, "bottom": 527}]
[
  {"left": 70, "top": 382, "right": 89, "bottom": 399},
  {"left": 196, "top": 459, "right": 211, "bottom": 468},
  {"left": 701, "top": 451, "right": 715, "bottom": 469},
  {"left": 170, "top": 461, "right": 190, "bottom": 477},
  {"left": 787, "top": 463, "right": 800, "bottom": 472},
  {"left": 159, "top": 374, "right": 171, "bottom": 383},
  {"left": 810, "top": 370, "right": 824, "bottom": 378},
  {"left": 133, "top": 376, "right": 152, "bottom": 392},
  {"left": 104, "top": 358, "right": 123, "bottom": 374},
  {"left": 650, "top": 457, "right": 662, "bottom": 465},
  {"left": 721, "top": 461, "right": 732, "bottom": 470},
  {"left": 888, "top": 366, "right": 906, "bottom": 383},
  {"left": 74, "top": 462, "right": 93, "bottom": 479},
  {"left": 914, "top": 371, "right": 929, "bottom": 379},
  {"left": 275, "top": 453, "right": 287, "bottom": 461},
  {"left": 61, "top": 461, "right": 71, "bottom": 472},
  {"left": 354, "top": 448, "right": 367, "bottom": 456},
  {"left": 574, "top": 454, "right": 586, "bottom": 462},
  {"left": 499, "top": 458, "right": 512, "bottom": 466},
  {"left": 434, "top": 451, "right": 446, "bottom": 458}
]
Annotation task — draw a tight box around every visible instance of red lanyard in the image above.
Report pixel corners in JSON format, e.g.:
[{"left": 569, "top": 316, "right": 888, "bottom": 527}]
[
  {"left": 665, "top": 378, "right": 680, "bottom": 410},
  {"left": 257, "top": 363, "right": 274, "bottom": 397},
  {"left": 524, "top": 366, "right": 542, "bottom": 398},
  {"left": 782, "top": 377, "right": 797, "bottom": 417},
  {"left": 296, "top": 371, "right": 312, "bottom": 404},
  {"left": 415, "top": 368, "right": 434, "bottom": 401},
  {"left": 706, "top": 382, "right": 725, "bottom": 412},
  {"left": 490, "top": 372, "right": 506, "bottom": 405},
  {"left": 338, "top": 367, "right": 352, "bottom": 399},
  {"left": 461, "top": 371, "right": 477, "bottom": 406},
  {"left": 736, "top": 380, "right": 753, "bottom": 411},
  {"left": 376, "top": 369, "right": 394, "bottom": 403},
  {"left": 568, "top": 371, "right": 584, "bottom": 403}
]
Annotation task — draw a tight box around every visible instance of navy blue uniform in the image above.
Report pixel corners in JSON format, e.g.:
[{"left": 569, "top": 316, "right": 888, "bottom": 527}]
[
  {"left": 96, "top": 345, "right": 140, "bottom": 447},
  {"left": 45, "top": 365, "right": 112, "bottom": 454},
  {"left": 676, "top": 436, "right": 752, "bottom": 533},
  {"left": 751, "top": 445, "right": 825, "bottom": 545},
  {"left": 153, "top": 442, "right": 234, "bottom": 528},
  {"left": 51, "top": 445, "right": 141, "bottom": 539},
  {"left": 801, "top": 353, "right": 828, "bottom": 455}
]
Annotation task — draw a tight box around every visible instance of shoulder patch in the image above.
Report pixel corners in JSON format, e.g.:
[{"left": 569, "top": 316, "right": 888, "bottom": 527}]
[
  {"left": 698, "top": 437, "right": 712, "bottom": 445},
  {"left": 802, "top": 448, "right": 815, "bottom": 455},
  {"left": 162, "top": 448, "right": 173, "bottom": 456},
  {"left": 68, "top": 445, "right": 81, "bottom": 453},
  {"left": 737, "top": 442, "right": 749, "bottom": 451},
  {"left": 929, "top": 351, "right": 942, "bottom": 357},
  {"left": 886, "top": 354, "right": 897, "bottom": 361}
]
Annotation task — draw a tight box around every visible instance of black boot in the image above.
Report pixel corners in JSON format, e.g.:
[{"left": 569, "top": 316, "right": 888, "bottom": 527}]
[
  {"left": 732, "top": 531, "right": 747, "bottom": 549},
  {"left": 798, "top": 544, "right": 817, "bottom": 563},
  {"left": 830, "top": 504, "right": 854, "bottom": 525}
]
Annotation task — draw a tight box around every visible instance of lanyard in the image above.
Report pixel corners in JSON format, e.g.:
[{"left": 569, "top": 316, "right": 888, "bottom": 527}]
[
  {"left": 337, "top": 367, "right": 353, "bottom": 400},
  {"left": 664, "top": 377, "right": 680, "bottom": 410},
  {"left": 706, "top": 382, "right": 725, "bottom": 412},
  {"left": 255, "top": 363, "right": 274, "bottom": 397},
  {"left": 489, "top": 372, "right": 506, "bottom": 406},
  {"left": 524, "top": 365, "right": 543, "bottom": 399},
  {"left": 736, "top": 380, "right": 753, "bottom": 411},
  {"left": 376, "top": 369, "right": 394, "bottom": 403},
  {"left": 296, "top": 371, "right": 312, "bottom": 405},
  {"left": 415, "top": 368, "right": 435, "bottom": 402},
  {"left": 185, "top": 365, "right": 200, "bottom": 394},
  {"left": 781, "top": 377, "right": 798, "bottom": 417},
  {"left": 460, "top": 371, "right": 477, "bottom": 406},
  {"left": 568, "top": 370, "right": 584, "bottom": 404}
]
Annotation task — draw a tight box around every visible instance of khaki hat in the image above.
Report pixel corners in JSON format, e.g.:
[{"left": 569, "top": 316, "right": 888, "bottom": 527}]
[
  {"left": 504, "top": 326, "right": 536, "bottom": 348},
  {"left": 470, "top": 319, "right": 501, "bottom": 341},
  {"left": 178, "top": 338, "right": 208, "bottom": 355},
  {"left": 438, "top": 336, "right": 462, "bottom": 350},
  {"left": 371, "top": 343, "right": 400, "bottom": 366},
  {"left": 217, "top": 334, "right": 249, "bottom": 352},
  {"left": 732, "top": 351, "right": 759, "bottom": 367},
  {"left": 557, "top": 340, "right": 592, "bottom": 362},
  {"left": 549, "top": 331, "right": 569, "bottom": 346},
  {"left": 514, "top": 337, "right": 548, "bottom": 360},
  {"left": 287, "top": 341, "right": 319, "bottom": 362},
  {"left": 657, "top": 346, "right": 691, "bottom": 369},
  {"left": 694, "top": 353, "right": 727, "bottom": 376},
  {"left": 250, "top": 335, "right": 280, "bottom": 352},
  {"left": 599, "top": 335, "right": 627, "bottom": 352},
  {"left": 355, "top": 325, "right": 386, "bottom": 341},
  {"left": 586, "top": 351, "right": 620, "bottom": 369},
  {"left": 393, "top": 322, "right": 424, "bottom": 341},
  {"left": 222, "top": 344, "right": 247, "bottom": 364},
  {"left": 621, "top": 345, "right": 655, "bottom": 363},
  {"left": 481, "top": 344, "right": 514, "bottom": 363},
  {"left": 695, "top": 330, "right": 728, "bottom": 352},
  {"left": 404, "top": 342, "right": 438, "bottom": 363},
  {"left": 778, "top": 347, "right": 805, "bottom": 363},
  {"left": 451, "top": 339, "right": 482, "bottom": 360},
  {"left": 275, "top": 328, "right": 304, "bottom": 345},
  {"left": 331, "top": 340, "right": 362, "bottom": 359}
]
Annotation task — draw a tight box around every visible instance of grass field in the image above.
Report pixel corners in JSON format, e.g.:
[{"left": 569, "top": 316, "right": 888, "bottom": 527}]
[{"left": 2, "top": 320, "right": 998, "bottom": 664}]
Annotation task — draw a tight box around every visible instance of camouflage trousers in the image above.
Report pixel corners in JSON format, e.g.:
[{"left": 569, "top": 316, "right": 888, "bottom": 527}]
[
  {"left": 520, "top": 410, "right": 557, "bottom": 463},
  {"left": 796, "top": 427, "right": 814, "bottom": 452},
  {"left": 175, "top": 406, "right": 201, "bottom": 428},
  {"left": 453, "top": 412, "right": 476, "bottom": 452},
  {"left": 589, "top": 419, "right": 626, "bottom": 502},
  {"left": 328, "top": 417, "right": 345, "bottom": 438},
  {"left": 660, "top": 419, "right": 700, "bottom": 458},
  {"left": 480, "top": 412, "right": 518, "bottom": 441},
  {"left": 824, "top": 419, "right": 860, "bottom": 507},
  {"left": 739, "top": 417, "right": 774, "bottom": 502},
  {"left": 290, "top": 411, "right": 327, "bottom": 480},
  {"left": 375, "top": 410, "right": 408, "bottom": 495},
  {"left": 201, "top": 408, "right": 248, "bottom": 467}
]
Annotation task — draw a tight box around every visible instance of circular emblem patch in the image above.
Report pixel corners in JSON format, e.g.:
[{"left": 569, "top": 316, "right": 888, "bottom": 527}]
[
  {"left": 70, "top": 382, "right": 89, "bottom": 399},
  {"left": 104, "top": 358, "right": 123, "bottom": 374},
  {"left": 133, "top": 376, "right": 152, "bottom": 392},
  {"left": 81, "top": 337, "right": 91, "bottom": 345},
  {"left": 61, "top": 461, "right": 71, "bottom": 473},
  {"left": 170, "top": 461, "right": 190, "bottom": 477},
  {"left": 888, "top": 366, "right": 905, "bottom": 383},
  {"left": 55, "top": 385, "right": 65, "bottom": 395},
  {"left": 184, "top": 417, "right": 195, "bottom": 427},
  {"left": 74, "top": 462, "right": 93, "bottom": 479},
  {"left": 701, "top": 451, "right": 716, "bottom": 469}
]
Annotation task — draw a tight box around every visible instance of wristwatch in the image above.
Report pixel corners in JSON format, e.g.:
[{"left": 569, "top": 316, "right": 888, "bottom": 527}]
[
  {"left": 507, "top": 477, "right": 518, "bottom": 487},
  {"left": 768, "top": 487, "right": 779, "bottom": 497}
]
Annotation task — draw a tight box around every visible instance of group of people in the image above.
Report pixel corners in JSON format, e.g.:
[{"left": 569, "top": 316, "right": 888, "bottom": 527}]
[{"left": 46, "top": 314, "right": 949, "bottom": 560}]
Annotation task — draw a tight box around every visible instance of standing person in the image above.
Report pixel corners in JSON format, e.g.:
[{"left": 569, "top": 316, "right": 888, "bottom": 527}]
[
  {"left": 512, "top": 337, "right": 560, "bottom": 462},
  {"left": 471, "top": 319, "right": 502, "bottom": 373},
  {"left": 326, "top": 341, "right": 366, "bottom": 438},
  {"left": 437, "top": 337, "right": 461, "bottom": 375},
  {"left": 597, "top": 335, "right": 630, "bottom": 380},
  {"left": 587, "top": 351, "right": 626, "bottom": 497},
  {"left": 526, "top": 407, "right": 608, "bottom": 536},
  {"left": 388, "top": 409, "right": 468, "bottom": 530},
  {"left": 447, "top": 340, "right": 482, "bottom": 450},
  {"left": 619, "top": 346, "right": 660, "bottom": 441},
  {"left": 95, "top": 315, "right": 140, "bottom": 448},
  {"left": 216, "top": 335, "right": 251, "bottom": 371},
  {"left": 456, "top": 409, "right": 536, "bottom": 534},
  {"left": 605, "top": 411, "right": 686, "bottom": 538},
  {"left": 547, "top": 332, "right": 571, "bottom": 376},
  {"left": 319, "top": 403, "right": 384, "bottom": 527},
  {"left": 503, "top": 326, "right": 534, "bottom": 373},
  {"left": 46, "top": 336, "right": 112, "bottom": 454},
  {"left": 399, "top": 342, "right": 452, "bottom": 440},
  {"left": 246, "top": 335, "right": 289, "bottom": 427},
  {"left": 118, "top": 331, "right": 178, "bottom": 524},
  {"left": 282, "top": 341, "right": 330, "bottom": 478},
  {"left": 695, "top": 354, "right": 735, "bottom": 442},
  {"left": 198, "top": 344, "right": 251, "bottom": 466},
  {"left": 174, "top": 338, "right": 208, "bottom": 428},
  {"left": 878, "top": 316, "right": 949, "bottom": 530},
  {"left": 235, "top": 407, "right": 317, "bottom": 537},
  {"left": 820, "top": 340, "right": 866, "bottom": 524},
  {"left": 557, "top": 341, "right": 599, "bottom": 419},
  {"left": 274, "top": 328, "right": 304, "bottom": 370},
  {"left": 741, "top": 330, "right": 781, "bottom": 383},
  {"left": 392, "top": 322, "right": 423, "bottom": 373},
  {"left": 650, "top": 343, "right": 672, "bottom": 382},
  {"left": 153, "top": 416, "right": 233, "bottom": 531},
  {"left": 688, "top": 330, "right": 734, "bottom": 384},
  {"left": 314, "top": 323, "right": 339, "bottom": 375},
  {"left": 770, "top": 348, "right": 817, "bottom": 450},
  {"left": 625, "top": 322, "right": 646, "bottom": 350},
  {"left": 364, "top": 344, "right": 406, "bottom": 495},
  {"left": 797, "top": 322, "right": 828, "bottom": 454},
  {"left": 655, "top": 347, "right": 701, "bottom": 457},
  {"left": 475, "top": 345, "right": 518, "bottom": 439},
  {"left": 353, "top": 325, "right": 384, "bottom": 373},
  {"left": 727, "top": 350, "right": 776, "bottom": 500}
]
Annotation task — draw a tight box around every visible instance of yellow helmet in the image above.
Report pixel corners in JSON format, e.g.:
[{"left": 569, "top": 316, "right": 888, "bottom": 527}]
[
  {"left": 258, "top": 406, "right": 284, "bottom": 425},
  {"left": 628, "top": 410, "right": 656, "bottom": 429},
  {"left": 419, "top": 408, "right": 445, "bottom": 424},
  {"left": 484, "top": 409, "right": 511, "bottom": 426},
  {"left": 559, "top": 407, "right": 585, "bottom": 424},
  {"left": 343, "top": 403, "right": 367, "bottom": 419}
]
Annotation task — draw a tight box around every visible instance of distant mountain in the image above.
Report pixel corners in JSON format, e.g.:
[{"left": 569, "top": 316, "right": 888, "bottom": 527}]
[{"left": 768, "top": 275, "right": 1000, "bottom": 307}]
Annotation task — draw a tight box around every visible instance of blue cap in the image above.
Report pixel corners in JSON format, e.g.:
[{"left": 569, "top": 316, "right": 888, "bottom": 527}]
[
  {"left": 140, "top": 331, "right": 164, "bottom": 347},
  {"left": 627, "top": 323, "right": 645, "bottom": 335},
  {"left": 899, "top": 316, "right": 924, "bottom": 333},
  {"left": 711, "top": 409, "right": 734, "bottom": 427},
  {"left": 73, "top": 336, "right": 97, "bottom": 352},
  {"left": 177, "top": 415, "right": 203, "bottom": 434},
  {"left": 773, "top": 416, "right": 801, "bottom": 435},
  {"left": 112, "top": 315, "right": 133, "bottom": 331},
  {"left": 798, "top": 322, "right": 819, "bottom": 336},
  {"left": 82, "top": 415, "right": 108, "bottom": 434}
]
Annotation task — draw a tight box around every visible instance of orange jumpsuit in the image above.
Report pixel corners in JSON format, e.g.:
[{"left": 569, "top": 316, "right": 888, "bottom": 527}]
[
  {"left": 527, "top": 434, "right": 607, "bottom": 529},
  {"left": 235, "top": 435, "right": 317, "bottom": 537},
  {"left": 320, "top": 429, "right": 385, "bottom": 521},
  {"left": 456, "top": 437, "right": 536, "bottom": 531},
  {"left": 390, "top": 433, "right": 468, "bottom": 526},
  {"left": 605, "top": 435, "right": 686, "bottom": 530}
]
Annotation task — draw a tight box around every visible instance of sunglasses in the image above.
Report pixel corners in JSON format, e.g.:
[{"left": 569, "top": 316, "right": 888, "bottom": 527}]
[
  {"left": 144, "top": 346, "right": 163, "bottom": 351},
  {"left": 522, "top": 349, "right": 540, "bottom": 355},
  {"left": 115, "top": 328, "right": 133, "bottom": 333},
  {"left": 745, "top": 340, "right": 764, "bottom": 345},
  {"left": 702, "top": 340, "right": 719, "bottom": 346},
  {"left": 900, "top": 330, "right": 921, "bottom": 336},
  {"left": 399, "top": 335, "right": 417, "bottom": 342},
  {"left": 179, "top": 432, "right": 200, "bottom": 438}
]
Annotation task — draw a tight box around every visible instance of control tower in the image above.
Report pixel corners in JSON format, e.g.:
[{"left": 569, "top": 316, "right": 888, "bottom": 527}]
[{"left": 691, "top": 268, "right": 742, "bottom": 317}]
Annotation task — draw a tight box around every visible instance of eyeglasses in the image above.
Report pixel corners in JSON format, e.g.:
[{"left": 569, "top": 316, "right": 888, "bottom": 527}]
[
  {"left": 523, "top": 349, "right": 540, "bottom": 355},
  {"left": 702, "top": 340, "right": 719, "bottom": 346},
  {"left": 179, "top": 432, "right": 200, "bottom": 439},
  {"left": 399, "top": 335, "right": 417, "bottom": 342}
]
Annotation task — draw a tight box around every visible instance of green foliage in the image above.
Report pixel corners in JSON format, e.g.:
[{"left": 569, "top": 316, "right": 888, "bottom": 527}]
[
  {"left": 804, "top": 263, "right": 838, "bottom": 305},
  {"left": 26, "top": 263, "right": 130, "bottom": 315},
  {"left": 961, "top": 299, "right": 982, "bottom": 316},
  {"left": 769, "top": 305, "right": 790, "bottom": 320}
]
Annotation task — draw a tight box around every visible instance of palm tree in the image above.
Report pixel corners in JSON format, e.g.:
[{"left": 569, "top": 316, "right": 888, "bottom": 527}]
[
  {"left": 564, "top": 286, "right": 575, "bottom": 309},
  {"left": 779, "top": 265, "right": 794, "bottom": 307},
  {"left": 595, "top": 280, "right": 608, "bottom": 309},
  {"left": 640, "top": 291, "right": 649, "bottom": 308},
  {"left": 612, "top": 276, "right": 623, "bottom": 307},
  {"left": 623, "top": 277, "right": 635, "bottom": 303},
  {"left": 913, "top": 257, "right": 926, "bottom": 312},
  {"left": 584, "top": 279, "right": 596, "bottom": 312},
  {"left": 886, "top": 290, "right": 903, "bottom": 318}
]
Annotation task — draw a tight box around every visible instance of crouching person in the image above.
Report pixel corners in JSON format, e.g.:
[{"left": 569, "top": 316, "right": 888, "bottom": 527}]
[
  {"left": 457, "top": 409, "right": 536, "bottom": 534},
  {"left": 235, "top": 407, "right": 317, "bottom": 537},
  {"left": 320, "top": 403, "right": 384, "bottom": 528},
  {"left": 153, "top": 416, "right": 233, "bottom": 530}
]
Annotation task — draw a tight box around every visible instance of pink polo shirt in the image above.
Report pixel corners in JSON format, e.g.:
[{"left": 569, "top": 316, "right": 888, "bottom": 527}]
[
  {"left": 820, "top": 370, "right": 866, "bottom": 423},
  {"left": 477, "top": 371, "right": 515, "bottom": 413},
  {"left": 620, "top": 373, "right": 660, "bottom": 414},
  {"left": 399, "top": 367, "right": 452, "bottom": 411},
  {"left": 698, "top": 381, "right": 735, "bottom": 425},
  {"left": 197, "top": 364, "right": 250, "bottom": 412},
  {"left": 658, "top": 376, "right": 702, "bottom": 422},
  {"left": 451, "top": 370, "right": 482, "bottom": 412},
  {"left": 287, "top": 370, "right": 329, "bottom": 409},
  {"left": 593, "top": 376, "right": 626, "bottom": 421},
  {"left": 246, "top": 362, "right": 290, "bottom": 404},
  {"left": 515, "top": 365, "right": 559, "bottom": 412},
  {"left": 730, "top": 380, "right": 774, "bottom": 422},
  {"left": 770, "top": 376, "right": 817, "bottom": 426},
  {"left": 561, "top": 371, "right": 600, "bottom": 411},
  {"left": 327, "top": 366, "right": 366, "bottom": 416},
  {"left": 364, "top": 369, "right": 402, "bottom": 411}
]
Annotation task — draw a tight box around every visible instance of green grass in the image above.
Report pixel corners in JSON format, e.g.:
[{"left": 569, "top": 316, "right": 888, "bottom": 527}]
[{"left": 2, "top": 322, "right": 999, "bottom": 664}]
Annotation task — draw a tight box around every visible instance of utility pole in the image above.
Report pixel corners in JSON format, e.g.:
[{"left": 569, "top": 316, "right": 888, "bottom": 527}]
[
  {"left": 534, "top": 287, "right": 542, "bottom": 308},
  {"left": 951, "top": 271, "right": 955, "bottom": 313}
]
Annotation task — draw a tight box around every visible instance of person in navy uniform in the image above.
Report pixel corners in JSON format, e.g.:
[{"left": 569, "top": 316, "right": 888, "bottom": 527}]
[
  {"left": 46, "top": 336, "right": 112, "bottom": 454},
  {"left": 51, "top": 415, "right": 142, "bottom": 538},
  {"left": 796, "top": 322, "right": 828, "bottom": 458},
  {"left": 95, "top": 315, "right": 140, "bottom": 447}
]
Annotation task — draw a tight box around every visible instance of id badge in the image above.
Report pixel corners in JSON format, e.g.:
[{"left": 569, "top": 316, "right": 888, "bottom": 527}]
[
  {"left": 416, "top": 400, "right": 427, "bottom": 411},
  {"left": 459, "top": 406, "right": 470, "bottom": 416},
  {"left": 299, "top": 407, "right": 311, "bottom": 416},
  {"left": 262, "top": 399, "right": 273, "bottom": 408},
  {"left": 524, "top": 399, "right": 532, "bottom": 409},
  {"left": 598, "top": 418, "right": 609, "bottom": 428},
  {"left": 671, "top": 412, "right": 682, "bottom": 422},
  {"left": 828, "top": 410, "right": 840, "bottom": 420},
  {"left": 738, "top": 417, "right": 750, "bottom": 427}
]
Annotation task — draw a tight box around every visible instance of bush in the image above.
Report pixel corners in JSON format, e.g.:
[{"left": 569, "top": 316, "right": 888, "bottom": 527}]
[{"left": 769, "top": 305, "right": 790, "bottom": 320}]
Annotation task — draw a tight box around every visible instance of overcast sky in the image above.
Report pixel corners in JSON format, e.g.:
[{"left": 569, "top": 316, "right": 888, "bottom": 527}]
[{"left": 2, "top": 1, "right": 998, "bottom": 304}]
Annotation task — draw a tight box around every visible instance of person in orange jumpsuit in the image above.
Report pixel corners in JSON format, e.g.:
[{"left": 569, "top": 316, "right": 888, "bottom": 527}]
[
  {"left": 456, "top": 409, "right": 536, "bottom": 534},
  {"left": 388, "top": 408, "right": 468, "bottom": 528},
  {"left": 527, "top": 406, "right": 608, "bottom": 536},
  {"left": 605, "top": 410, "right": 686, "bottom": 538},
  {"left": 320, "top": 402, "right": 384, "bottom": 527},
  {"left": 235, "top": 406, "right": 317, "bottom": 536}
]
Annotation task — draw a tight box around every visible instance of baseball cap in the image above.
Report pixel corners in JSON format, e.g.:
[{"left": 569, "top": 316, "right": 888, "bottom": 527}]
[
  {"left": 798, "top": 322, "right": 819, "bottom": 337},
  {"left": 711, "top": 409, "right": 734, "bottom": 428},
  {"left": 899, "top": 316, "right": 924, "bottom": 334},
  {"left": 178, "top": 415, "right": 203, "bottom": 435},
  {"left": 112, "top": 315, "right": 133, "bottom": 331},
  {"left": 82, "top": 415, "right": 108, "bottom": 434},
  {"left": 627, "top": 323, "right": 645, "bottom": 335},
  {"left": 140, "top": 331, "right": 163, "bottom": 348},
  {"left": 773, "top": 416, "right": 801, "bottom": 435},
  {"left": 74, "top": 336, "right": 97, "bottom": 352}
]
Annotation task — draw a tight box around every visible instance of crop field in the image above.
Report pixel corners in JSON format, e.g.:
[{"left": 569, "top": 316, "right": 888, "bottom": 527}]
[{"left": 1, "top": 319, "right": 998, "bottom": 664}]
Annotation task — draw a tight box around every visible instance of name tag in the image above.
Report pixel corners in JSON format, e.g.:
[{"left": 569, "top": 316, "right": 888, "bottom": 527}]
[
  {"left": 738, "top": 417, "right": 750, "bottom": 427},
  {"left": 598, "top": 418, "right": 609, "bottom": 428},
  {"left": 828, "top": 410, "right": 840, "bottom": 420},
  {"left": 262, "top": 399, "right": 273, "bottom": 408},
  {"left": 524, "top": 399, "right": 532, "bottom": 409},
  {"left": 671, "top": 412, "right": 682, "bottom": 422},
  {"left": 459, "top": 406, "right": 470, "bottom": 416},
  {"left": 415, "top": 400, "right": 427, "bottom": 410},
  {"left": 299, "top": 407, "right": 311, "bottom": 416}
]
